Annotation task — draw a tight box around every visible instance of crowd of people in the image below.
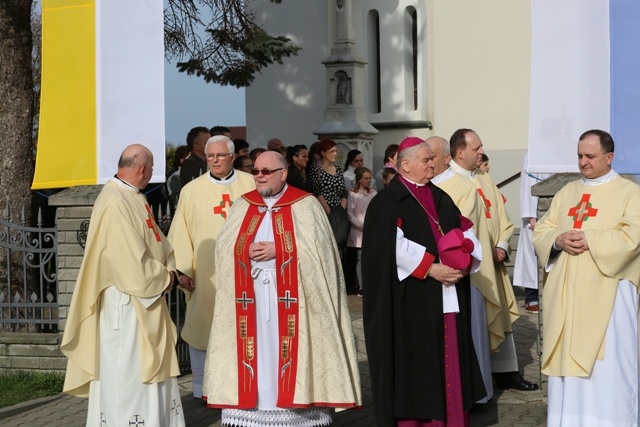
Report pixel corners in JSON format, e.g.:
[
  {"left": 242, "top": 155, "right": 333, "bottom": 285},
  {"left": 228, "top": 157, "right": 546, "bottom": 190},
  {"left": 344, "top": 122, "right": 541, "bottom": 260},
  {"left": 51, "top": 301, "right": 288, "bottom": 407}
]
[{"left": 59, "top": 126, "right": 640, "bottom": 427}]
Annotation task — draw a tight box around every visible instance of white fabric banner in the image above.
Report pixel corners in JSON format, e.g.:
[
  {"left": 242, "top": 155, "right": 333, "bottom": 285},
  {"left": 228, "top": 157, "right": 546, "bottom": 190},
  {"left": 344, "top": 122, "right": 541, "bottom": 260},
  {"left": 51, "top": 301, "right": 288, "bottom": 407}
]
[
  {"left": 527, "top": 0, "right": 610, "bottom": 173},
  {"left": 97, "top": 0, "right": 166, "bottom": 183}
]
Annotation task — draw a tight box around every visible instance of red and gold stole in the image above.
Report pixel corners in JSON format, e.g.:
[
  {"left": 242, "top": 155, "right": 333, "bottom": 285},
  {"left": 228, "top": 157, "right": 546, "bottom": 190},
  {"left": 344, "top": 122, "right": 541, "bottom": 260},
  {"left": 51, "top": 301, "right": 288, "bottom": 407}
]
[{"left": 233, "top": 187, "right": 312, "bottom": 408}]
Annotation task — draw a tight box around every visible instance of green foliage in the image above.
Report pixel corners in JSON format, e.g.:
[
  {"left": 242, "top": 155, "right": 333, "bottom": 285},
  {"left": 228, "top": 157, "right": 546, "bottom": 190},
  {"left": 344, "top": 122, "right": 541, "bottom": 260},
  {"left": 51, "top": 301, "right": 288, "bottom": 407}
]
[
  {"left": 0, "top": 371, "right": 65, "bottom": 409},
  {"left": 166, "top": 142, "right": 178, "bottom": 172},
  {"left": 165, "top": 0, "right": 300, "bottom": 88}
]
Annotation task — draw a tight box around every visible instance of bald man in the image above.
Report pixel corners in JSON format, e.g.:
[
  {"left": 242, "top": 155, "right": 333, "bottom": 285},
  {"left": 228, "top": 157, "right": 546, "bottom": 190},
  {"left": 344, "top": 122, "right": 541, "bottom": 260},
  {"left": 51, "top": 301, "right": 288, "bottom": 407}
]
[
  {"left": 61, "top": 145, "right": 185, "bottom": 426},
  {"left": 203, "top": 151, "right": 360, "bottom": 426}
]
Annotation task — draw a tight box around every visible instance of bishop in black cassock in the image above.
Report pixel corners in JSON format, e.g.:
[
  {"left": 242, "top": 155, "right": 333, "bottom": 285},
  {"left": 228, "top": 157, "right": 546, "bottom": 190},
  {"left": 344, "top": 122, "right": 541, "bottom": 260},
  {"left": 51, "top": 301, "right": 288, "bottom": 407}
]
[{"left": 362, "top": 137, "right": 486, "bottom": 427}]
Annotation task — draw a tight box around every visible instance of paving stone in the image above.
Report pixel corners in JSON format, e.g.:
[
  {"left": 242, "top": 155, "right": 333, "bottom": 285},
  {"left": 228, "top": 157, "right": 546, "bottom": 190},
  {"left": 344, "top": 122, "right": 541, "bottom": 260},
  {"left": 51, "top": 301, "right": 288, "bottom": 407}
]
[{"left": 0, "top": 294, "right": 548, "bottom": 427}]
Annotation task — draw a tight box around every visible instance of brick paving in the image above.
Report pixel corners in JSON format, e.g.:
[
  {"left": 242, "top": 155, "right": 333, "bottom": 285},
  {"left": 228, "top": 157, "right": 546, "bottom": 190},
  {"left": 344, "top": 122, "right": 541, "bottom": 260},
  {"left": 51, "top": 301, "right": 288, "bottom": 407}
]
[{"left": 0, "top": 294, "right": 547, "bottom": 426}]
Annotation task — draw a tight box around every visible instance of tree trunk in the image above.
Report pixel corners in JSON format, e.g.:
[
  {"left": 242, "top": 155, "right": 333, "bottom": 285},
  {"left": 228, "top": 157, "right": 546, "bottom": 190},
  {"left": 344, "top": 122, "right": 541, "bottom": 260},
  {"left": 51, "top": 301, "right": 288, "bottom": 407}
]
[
  {"left": 0, "top": 1, "right": 35, "bottom": 324},
  {"left": 0, "top": 1, "right": 34, "bottom": 220}
]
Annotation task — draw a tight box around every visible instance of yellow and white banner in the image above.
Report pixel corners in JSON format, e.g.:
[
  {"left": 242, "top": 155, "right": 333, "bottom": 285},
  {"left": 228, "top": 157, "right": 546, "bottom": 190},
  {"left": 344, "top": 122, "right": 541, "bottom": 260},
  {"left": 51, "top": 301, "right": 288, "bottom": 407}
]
[{"left": 33, "top": 0, "right": 165, "bottom": 189}]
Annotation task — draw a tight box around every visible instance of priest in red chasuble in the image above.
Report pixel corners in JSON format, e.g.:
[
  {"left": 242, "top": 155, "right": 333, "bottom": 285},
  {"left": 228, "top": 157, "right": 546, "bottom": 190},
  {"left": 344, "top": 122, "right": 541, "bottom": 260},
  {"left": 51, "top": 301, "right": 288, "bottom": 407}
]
[
  {"left": 362, "top": 137, "right": 486, "bottom": 427},
  {"left": 202, "top": 151, "right": 361, "bottom": 427},
  {"left": 533, "top": 130, "right": 640, "bottom": 426}
]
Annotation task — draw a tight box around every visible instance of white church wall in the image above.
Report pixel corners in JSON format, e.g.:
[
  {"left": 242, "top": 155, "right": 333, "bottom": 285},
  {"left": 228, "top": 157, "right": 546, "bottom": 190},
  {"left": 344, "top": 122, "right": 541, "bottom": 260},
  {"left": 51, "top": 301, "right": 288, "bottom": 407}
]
[
  {"left": 352, "top": 0, "right": 429, "bottom": 124},
  {"left": 429, "top": 0, "right": 531, "bottom": 223},
  {"left": 246, "top": 0, "right": 531, "bottom": 222},
  {"left": 430, "top": 1, "right": 531, "bottom": 150}
]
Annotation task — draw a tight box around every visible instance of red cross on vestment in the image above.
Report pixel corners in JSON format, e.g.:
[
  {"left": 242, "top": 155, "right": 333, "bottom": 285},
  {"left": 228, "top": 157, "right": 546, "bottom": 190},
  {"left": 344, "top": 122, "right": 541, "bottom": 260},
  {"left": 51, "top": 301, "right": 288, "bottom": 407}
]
[
  {"left": 213, "top": 194, "right": 233, "bottom": 219},
  {"left": 144, "top": 204, "right": 161, "bottom": 242},
  {"left": 567, "top": 193, "right": 598, "bottom": 229},
  {"left": 477, "top": 188, "right": 492, "bottom": 218}
]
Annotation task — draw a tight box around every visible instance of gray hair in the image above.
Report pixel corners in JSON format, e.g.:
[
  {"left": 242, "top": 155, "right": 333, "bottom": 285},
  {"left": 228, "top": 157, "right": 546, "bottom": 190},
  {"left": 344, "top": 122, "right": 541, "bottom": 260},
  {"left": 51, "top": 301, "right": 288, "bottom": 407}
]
[
  {"left": 205, "top": 135, "right": 234, "bottom": 154},
  {"left": 397, "top": 142, "right": 428, "bottom": 166}
]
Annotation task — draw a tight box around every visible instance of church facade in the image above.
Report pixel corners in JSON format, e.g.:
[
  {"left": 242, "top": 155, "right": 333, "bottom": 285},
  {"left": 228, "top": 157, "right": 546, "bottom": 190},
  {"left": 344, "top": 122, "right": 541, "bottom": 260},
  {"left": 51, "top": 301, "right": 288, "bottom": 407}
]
[{"left": 246, "top": 0, "right": 532, "bottom": 220}]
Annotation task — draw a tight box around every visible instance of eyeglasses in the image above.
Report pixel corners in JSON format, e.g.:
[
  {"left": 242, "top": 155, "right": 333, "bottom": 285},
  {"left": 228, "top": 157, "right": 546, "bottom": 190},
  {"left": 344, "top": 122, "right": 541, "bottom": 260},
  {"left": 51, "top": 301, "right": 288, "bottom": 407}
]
[
  {"left": 206, "top": 153, "right": 232, "bottom": 160},
  {"left": 250, "top": 168, "right": 284, "bottom": 176}
]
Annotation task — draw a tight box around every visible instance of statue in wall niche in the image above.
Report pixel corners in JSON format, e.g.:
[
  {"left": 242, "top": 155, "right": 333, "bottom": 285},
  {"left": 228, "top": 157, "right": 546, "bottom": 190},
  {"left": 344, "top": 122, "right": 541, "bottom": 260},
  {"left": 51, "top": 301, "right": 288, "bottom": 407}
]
[{"left": 335, "top": 71, "right": 351, "bottom": 104}]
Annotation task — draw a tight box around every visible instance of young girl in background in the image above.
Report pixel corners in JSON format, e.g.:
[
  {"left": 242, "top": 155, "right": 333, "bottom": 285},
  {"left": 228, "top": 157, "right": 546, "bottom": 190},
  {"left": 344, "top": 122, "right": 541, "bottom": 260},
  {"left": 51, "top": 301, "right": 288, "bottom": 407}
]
[{"left": 347, "top": 167, "right": 376, "bottom": 297}]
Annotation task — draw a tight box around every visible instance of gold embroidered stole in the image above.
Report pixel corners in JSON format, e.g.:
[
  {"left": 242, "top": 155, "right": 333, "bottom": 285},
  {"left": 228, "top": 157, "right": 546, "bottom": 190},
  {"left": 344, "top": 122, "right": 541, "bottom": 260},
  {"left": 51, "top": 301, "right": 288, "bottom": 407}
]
[{"left": 233, "top": 192, "right": 302, "bottom": 408}]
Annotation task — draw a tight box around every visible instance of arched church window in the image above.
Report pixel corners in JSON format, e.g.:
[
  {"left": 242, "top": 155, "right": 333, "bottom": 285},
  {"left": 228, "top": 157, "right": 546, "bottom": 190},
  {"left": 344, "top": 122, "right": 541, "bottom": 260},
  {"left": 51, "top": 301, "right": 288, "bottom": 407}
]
[
  {"left": 404, "top": 6, "right": 418, "bottom": 111},
  {"left": 367, "top": 9, "right": 381, "bottom": 113}
]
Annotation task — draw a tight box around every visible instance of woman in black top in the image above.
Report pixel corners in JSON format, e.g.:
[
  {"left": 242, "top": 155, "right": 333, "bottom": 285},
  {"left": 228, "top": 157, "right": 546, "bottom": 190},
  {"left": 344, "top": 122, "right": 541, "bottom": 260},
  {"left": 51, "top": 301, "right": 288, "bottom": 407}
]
[
  {"left": 286, "top": 145, "right": 312, "bottom": 193},
  {"left": 308, "top": 139, "right": 348, "bottom": 213}
]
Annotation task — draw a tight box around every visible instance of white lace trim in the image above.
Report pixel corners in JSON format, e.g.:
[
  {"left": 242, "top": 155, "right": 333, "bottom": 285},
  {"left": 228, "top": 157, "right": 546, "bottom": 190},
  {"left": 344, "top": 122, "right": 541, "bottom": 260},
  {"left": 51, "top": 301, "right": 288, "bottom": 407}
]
[{"left": 221, "top": 407, "right": 332, "bottom": 427}]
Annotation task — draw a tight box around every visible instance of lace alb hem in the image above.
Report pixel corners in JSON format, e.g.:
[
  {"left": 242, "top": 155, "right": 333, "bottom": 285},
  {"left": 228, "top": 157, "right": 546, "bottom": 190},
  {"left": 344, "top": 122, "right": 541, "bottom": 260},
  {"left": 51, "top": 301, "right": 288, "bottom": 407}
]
[{"left": 221, "top": 407, "right": 332, "bottom": 427}]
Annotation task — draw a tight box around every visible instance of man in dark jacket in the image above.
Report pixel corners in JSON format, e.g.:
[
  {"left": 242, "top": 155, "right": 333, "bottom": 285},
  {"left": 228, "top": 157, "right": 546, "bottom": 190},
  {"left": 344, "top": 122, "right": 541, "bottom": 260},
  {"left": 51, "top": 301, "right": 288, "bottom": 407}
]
[{"left": 180, "top": 126, "right": 210, "bottom": 186}]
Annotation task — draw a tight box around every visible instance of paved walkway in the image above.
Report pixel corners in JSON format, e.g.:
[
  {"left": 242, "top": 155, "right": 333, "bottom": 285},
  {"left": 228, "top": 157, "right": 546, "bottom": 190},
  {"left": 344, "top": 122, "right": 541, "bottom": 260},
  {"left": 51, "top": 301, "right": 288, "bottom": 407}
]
[{"left": 0, "top": 294, "right": 547, "bottom": 426}]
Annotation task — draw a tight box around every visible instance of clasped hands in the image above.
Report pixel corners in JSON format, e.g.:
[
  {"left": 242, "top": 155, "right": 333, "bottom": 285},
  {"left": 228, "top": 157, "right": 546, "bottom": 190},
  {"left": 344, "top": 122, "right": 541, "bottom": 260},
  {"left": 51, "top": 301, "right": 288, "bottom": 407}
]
[
  {"left": 249, "top": 241, "right": 276, "bottom": 261},
  {"left": 555, "top": 230, "right": 589, "bottom": 255},
  {"left": 428, "top": 263, "right": 466, "bottom": 286}
]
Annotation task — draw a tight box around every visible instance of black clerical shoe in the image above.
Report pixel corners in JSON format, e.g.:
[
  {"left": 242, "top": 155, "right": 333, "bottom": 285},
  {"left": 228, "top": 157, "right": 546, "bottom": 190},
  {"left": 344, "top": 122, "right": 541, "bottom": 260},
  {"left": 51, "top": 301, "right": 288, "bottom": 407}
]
[{"left": 494, "top": 373, "right": 539, "bottom": 391}]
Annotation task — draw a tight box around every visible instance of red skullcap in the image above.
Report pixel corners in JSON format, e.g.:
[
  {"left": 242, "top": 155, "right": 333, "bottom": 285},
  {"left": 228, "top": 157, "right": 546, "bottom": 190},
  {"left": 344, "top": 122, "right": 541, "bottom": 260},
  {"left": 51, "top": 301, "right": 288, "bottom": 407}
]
[{"left": 398, "top": 137, "right": 425, "bottom": 152}]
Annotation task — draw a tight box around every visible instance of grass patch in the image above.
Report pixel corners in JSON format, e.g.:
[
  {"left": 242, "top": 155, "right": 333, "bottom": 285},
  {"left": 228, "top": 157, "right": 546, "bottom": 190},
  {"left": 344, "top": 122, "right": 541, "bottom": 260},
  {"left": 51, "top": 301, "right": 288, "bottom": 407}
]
[{"left": 0, "top": 371, "right": 65, "bottom": 409}]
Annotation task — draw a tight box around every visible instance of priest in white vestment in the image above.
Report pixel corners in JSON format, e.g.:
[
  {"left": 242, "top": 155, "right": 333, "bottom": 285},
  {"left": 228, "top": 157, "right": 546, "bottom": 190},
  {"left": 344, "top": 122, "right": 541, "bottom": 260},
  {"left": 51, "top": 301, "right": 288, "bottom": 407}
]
[
  {"left": 203, "top": 151, "right": 361, "bottom": 427},
  {"left": 533, "top": 129, "right": 640, "bottom": 427},
  {"left": 448, "top": 129, "right": 538, "bottom": 391},
  {"left": 428, "top": 136, "right": 496, "bottom": 403},
  {"left": 168, "top": 135, "right": 255, "bottom": 398},
  {"left": 61, "top": 144, "right": 185, "bottom": 426}
]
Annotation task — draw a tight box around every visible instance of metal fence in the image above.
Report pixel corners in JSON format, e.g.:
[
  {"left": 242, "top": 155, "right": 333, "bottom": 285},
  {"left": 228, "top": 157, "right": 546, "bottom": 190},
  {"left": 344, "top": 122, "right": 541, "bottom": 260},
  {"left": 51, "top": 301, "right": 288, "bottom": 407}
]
[
  {"left": 156, "top": 203, "right": 191, "bottom": 375},
  {"left": 166, "top": 285, "right": 191, "bottom": 375},
  {"left": 0, "top": 200, "right": 191, "bottom": 373},
  {"left": 0, "top": 206, "right": 58, "bottom": 332}
]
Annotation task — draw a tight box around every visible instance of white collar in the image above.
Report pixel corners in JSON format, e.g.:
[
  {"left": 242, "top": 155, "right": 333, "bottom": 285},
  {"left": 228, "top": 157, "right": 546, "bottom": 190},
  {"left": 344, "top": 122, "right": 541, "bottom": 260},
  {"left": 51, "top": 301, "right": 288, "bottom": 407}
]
[
  {"left": 432, "top": 166, "right": 456, "bottom": 185},
  {"left": 449, "top": 160, "right": 476, "bottom": 179},
  {"left": 208, "top": 169, "right": 236, "bottom": 185},
  {"left": 582, "top": 169, "right": 618, "bottom": 186},
  {"left": 112, "top": 176, "right": 140, "bottom": 192}
]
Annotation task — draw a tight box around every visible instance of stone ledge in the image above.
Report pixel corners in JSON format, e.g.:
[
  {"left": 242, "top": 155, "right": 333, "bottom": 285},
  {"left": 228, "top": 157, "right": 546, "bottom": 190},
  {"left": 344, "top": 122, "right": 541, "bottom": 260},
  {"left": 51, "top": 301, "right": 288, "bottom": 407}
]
[
  {"left": 49, "top": 186, "right": 103, "bottom": 207},
  {"left": 531, "top": 173, "right": 580, "bottom": 197},
  {"left": 0, "top": 333, "right": 61, "bottom": 345}
]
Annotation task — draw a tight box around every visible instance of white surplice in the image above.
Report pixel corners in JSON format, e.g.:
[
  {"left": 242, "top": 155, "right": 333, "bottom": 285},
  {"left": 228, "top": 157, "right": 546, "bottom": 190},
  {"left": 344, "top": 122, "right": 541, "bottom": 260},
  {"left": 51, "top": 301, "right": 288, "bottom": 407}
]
[{"left": 86, "top": 286, "right": 185, "bottom": 427}]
